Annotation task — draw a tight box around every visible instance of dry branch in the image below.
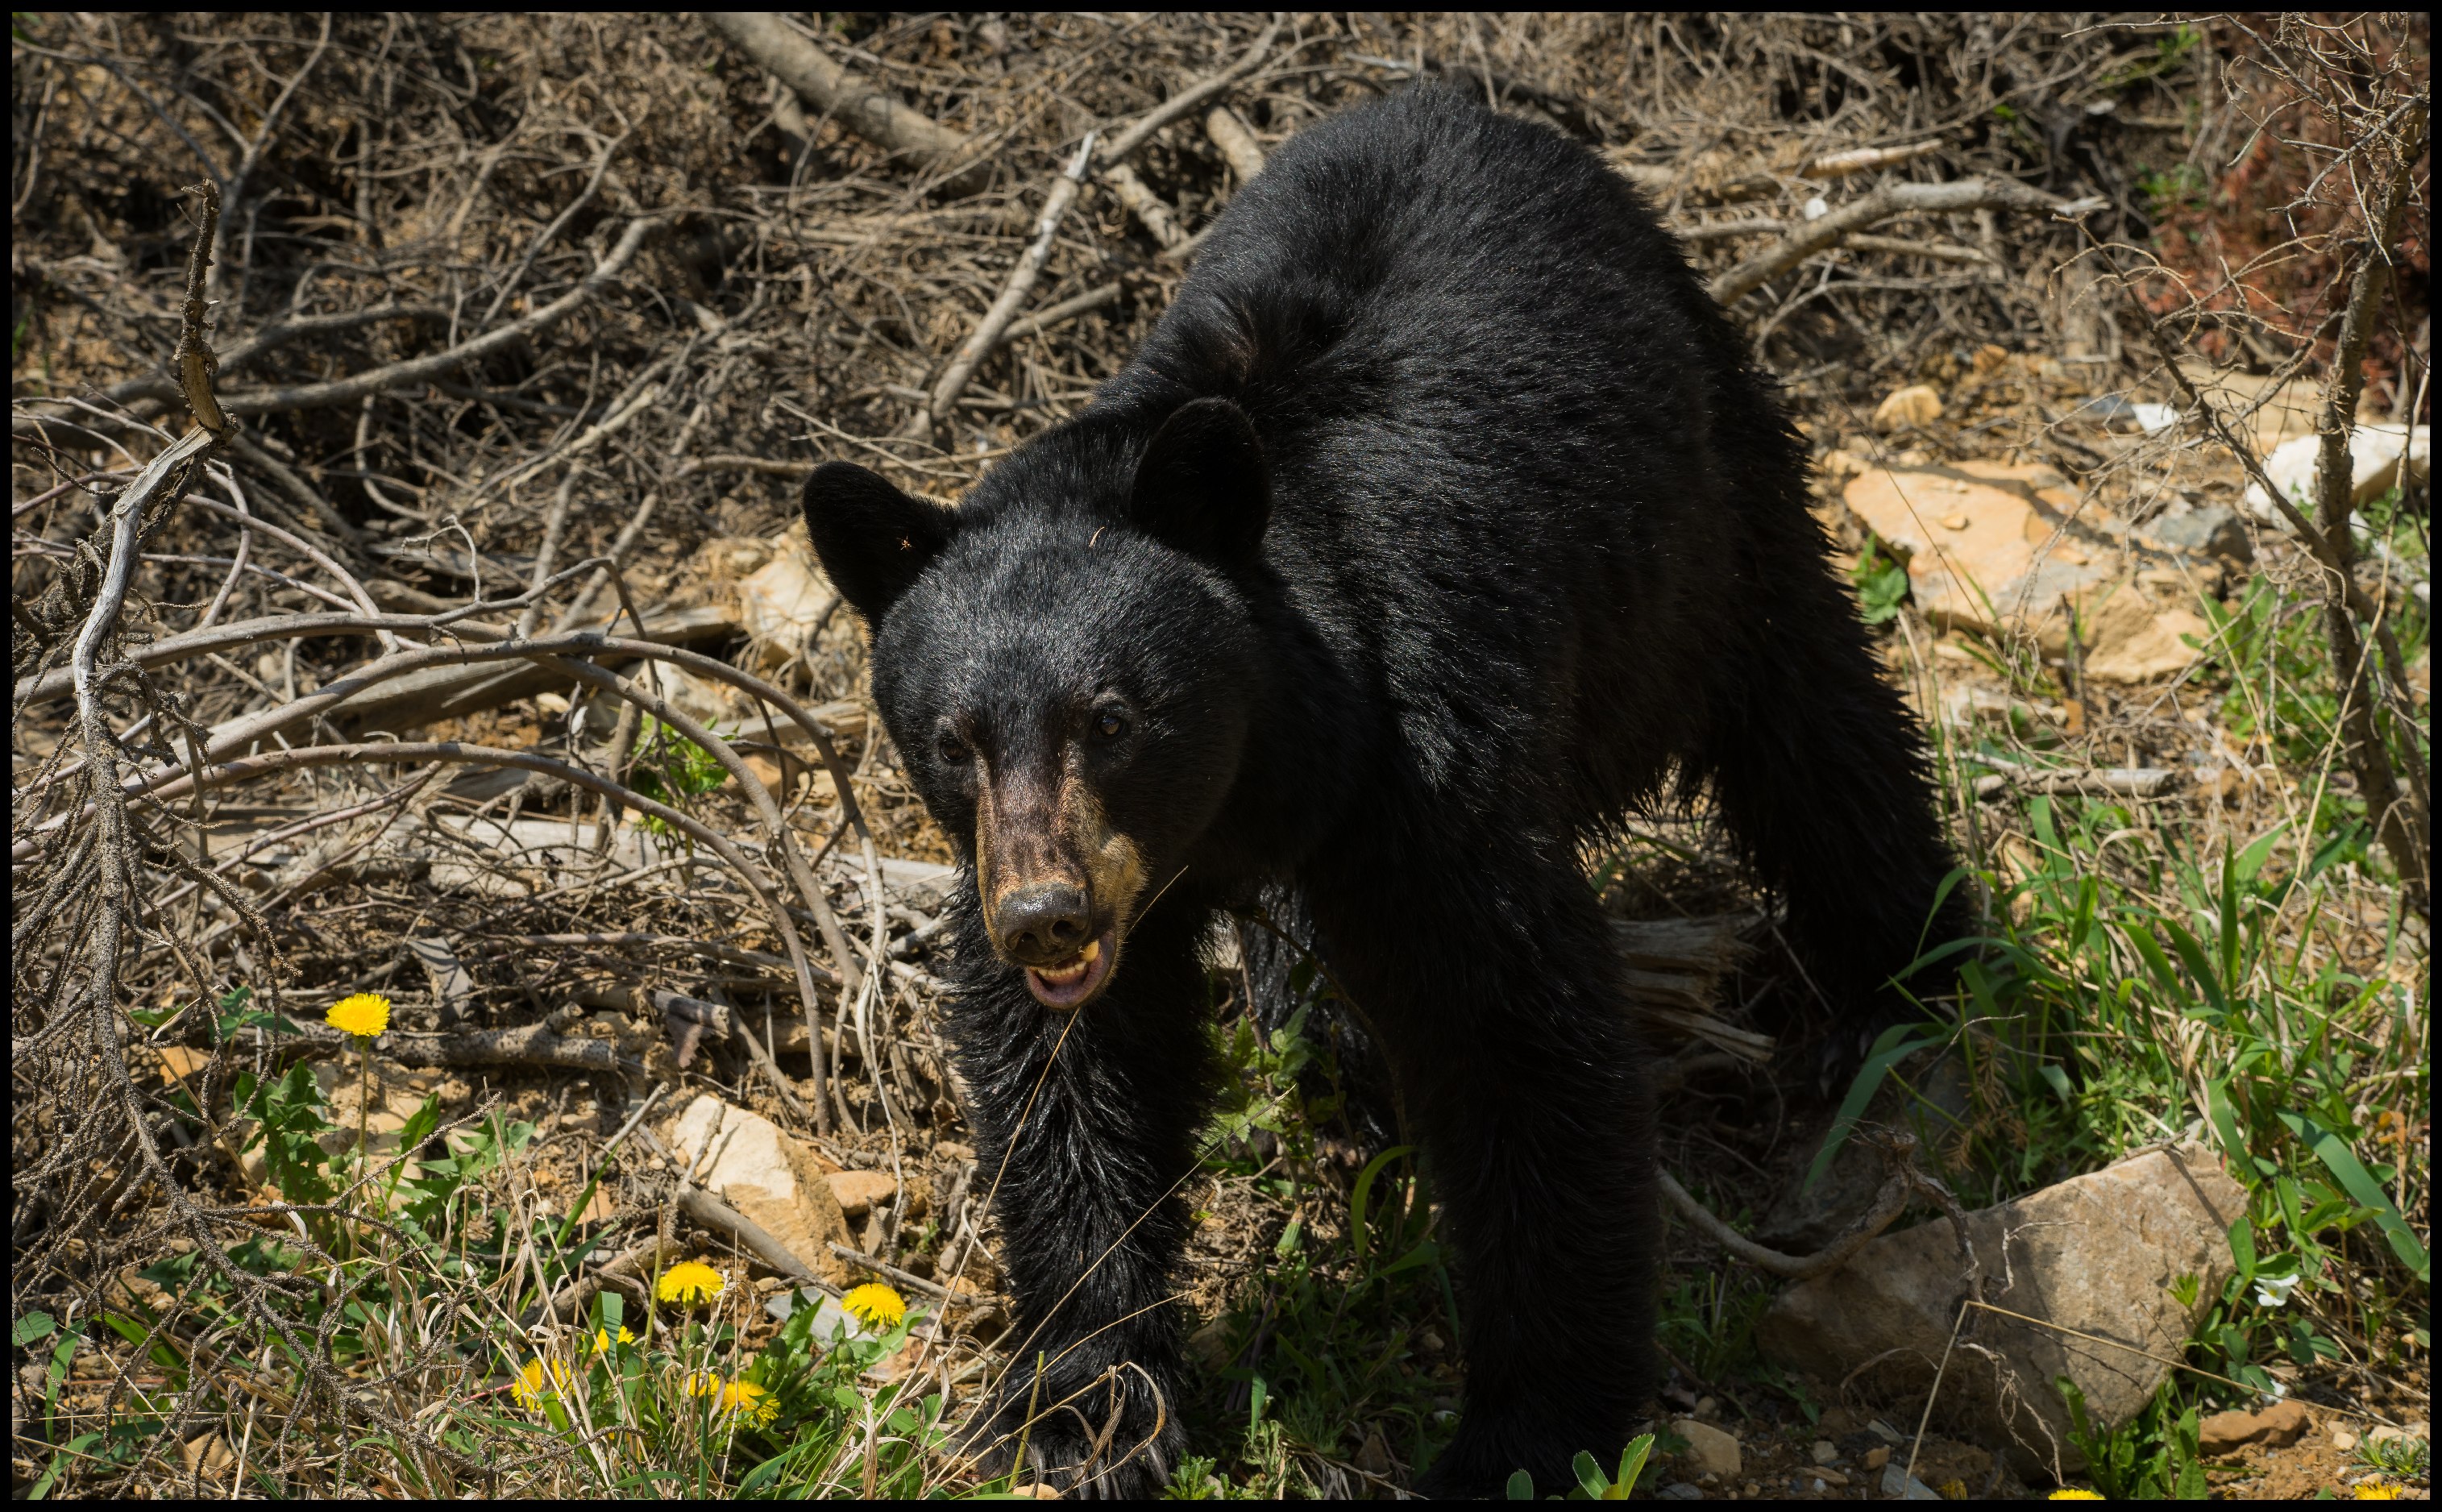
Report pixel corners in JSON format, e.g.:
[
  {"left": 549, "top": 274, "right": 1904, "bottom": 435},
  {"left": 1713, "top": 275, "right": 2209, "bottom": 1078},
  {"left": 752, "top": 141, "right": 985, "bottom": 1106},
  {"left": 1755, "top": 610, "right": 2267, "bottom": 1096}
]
[
  {"left": 212, "top": 215, "right": 662, "bottom": 417},
  {"left": 910, "top": 135, "right": 1098, "bottom": 438},
  {"left": 1709, "top": 178, "right": 2068, "bottom": 307},
  {"left": 704, "top": 13, "right": 983, "bottom": 193},
  {"left": 1205, "top": 106, "right": 1267, "bottom": 184}
]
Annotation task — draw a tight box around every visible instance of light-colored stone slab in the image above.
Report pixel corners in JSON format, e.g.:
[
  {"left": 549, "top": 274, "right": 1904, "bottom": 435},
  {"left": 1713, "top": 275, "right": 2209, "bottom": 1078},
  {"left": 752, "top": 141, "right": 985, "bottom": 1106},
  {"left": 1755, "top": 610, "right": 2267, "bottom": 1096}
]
[
  {"left": 667, "top": 1094, "right": 852, "bottom": 1286},
  {"left": 1756, "top": 1144, "right": 2245, "bottom": 1481}
]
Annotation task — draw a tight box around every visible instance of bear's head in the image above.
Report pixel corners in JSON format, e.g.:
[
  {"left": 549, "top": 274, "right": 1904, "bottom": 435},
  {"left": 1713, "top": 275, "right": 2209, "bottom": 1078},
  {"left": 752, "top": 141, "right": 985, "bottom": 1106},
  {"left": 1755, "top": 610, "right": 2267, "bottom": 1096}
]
[{"left": 801, "top": 397, "right": 1269, "bottom": 1010}]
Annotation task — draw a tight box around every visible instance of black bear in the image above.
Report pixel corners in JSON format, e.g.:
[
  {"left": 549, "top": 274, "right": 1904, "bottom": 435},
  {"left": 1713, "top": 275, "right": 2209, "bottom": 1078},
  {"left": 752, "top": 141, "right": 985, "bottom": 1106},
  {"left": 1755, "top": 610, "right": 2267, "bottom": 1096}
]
[{"left": 802, "top": 87, "right": 1965, "bottom": 1498}]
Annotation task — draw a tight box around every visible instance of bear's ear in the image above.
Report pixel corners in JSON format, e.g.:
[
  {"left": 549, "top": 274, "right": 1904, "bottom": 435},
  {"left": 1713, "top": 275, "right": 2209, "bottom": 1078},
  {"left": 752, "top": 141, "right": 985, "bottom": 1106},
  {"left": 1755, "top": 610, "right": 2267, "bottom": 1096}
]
[
  {"left": 800, "top": 461, "right": 957, "bottom": 625},
  {"left": 1128, "top": 397, "right": 1271, "bottom": 568}
]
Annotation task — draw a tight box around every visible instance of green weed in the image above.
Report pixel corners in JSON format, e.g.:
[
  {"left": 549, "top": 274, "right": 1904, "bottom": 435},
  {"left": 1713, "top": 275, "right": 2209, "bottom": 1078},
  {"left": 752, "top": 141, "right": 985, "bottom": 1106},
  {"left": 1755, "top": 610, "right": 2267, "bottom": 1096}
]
[{"left": 2058, "top": 1377, "right": 2210, "bottom": 1500}]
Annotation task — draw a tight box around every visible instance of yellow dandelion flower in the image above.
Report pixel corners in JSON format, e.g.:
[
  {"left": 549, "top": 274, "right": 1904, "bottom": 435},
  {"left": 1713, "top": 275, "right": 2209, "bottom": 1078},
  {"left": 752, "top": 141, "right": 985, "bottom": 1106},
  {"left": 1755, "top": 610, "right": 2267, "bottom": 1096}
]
[
  {"left": 655, "top": 1261, "right": 725, "bottom": 1304},
  {"left": 325, "top": 992, "right": 391, "bottom": 1038},
  {"left": 591, "top": 1325, "right": 637, "bottom": 1354},
  {"left": 841, "top": 1281, "right": 906, "bottom": 1331},
  {"left": 683, "top": 1372, "right": 777, "bottom": 1426},
  {"left": 2354, "top": 1484, "right": 2403, "bottom": 1501},
  {"left": 509, "top": 1357, "right": 571, "bottom": 1409},
  {"left": 2047, "top": 1493, "right": 2105, "bottom": 1502},
  {"left": 720, "top": 1378, "right": 779, "bottom": 1427}
]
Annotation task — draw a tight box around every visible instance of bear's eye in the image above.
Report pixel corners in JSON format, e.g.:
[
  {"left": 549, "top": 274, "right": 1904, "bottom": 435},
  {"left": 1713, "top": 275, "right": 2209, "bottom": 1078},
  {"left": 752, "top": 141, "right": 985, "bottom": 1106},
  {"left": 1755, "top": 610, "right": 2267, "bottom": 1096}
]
[
  {"left": 1094, "top": 706, "right": 1129, "bottom": 741},
  {"left": 935, "top": 729, "right": 972, "bottom": 765}
]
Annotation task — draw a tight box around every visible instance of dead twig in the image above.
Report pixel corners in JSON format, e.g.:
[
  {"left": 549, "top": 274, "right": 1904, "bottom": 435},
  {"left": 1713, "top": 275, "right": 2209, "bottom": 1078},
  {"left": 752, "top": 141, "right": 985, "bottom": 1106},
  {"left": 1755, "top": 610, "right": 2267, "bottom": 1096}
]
[
  {"left": 910, "top": 135, "right": 1098, "bottom": 438},
  {"left": 704, "top": 13, "right": 984, "bottom": 193}
]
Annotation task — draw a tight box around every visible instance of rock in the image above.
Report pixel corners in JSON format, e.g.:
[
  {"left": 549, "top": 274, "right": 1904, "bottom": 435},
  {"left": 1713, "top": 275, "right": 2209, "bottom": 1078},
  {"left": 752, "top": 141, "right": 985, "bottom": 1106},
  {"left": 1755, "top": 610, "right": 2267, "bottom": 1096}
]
[
  {"left": 2072, "top": 395, "right": 2178, "bottom": 434},
  {"left": 1841, "top": 460, "right": 2212, "bottom": 683},
  {"left": 1672, "top": 1419, "right": 1741, "bottom": 1478},
  {"left": 826, "top": 1169, "right": 898, "bottom": 1219},
  {"left": 1756, "top": 1144, "right": 2245, "bottom": 1481},
  {"left": 736, "top": 539, "right": 836, "bottom": 672},
  {"left": 1874, "top": 384, "right": 1944, "bottom": 432},
  {"left": 2243, "top": 424, "right": 2429, "bottom": 521},
  {"left": 1813, "top": 1465, "right": 1849, "bottom": 1486},
  {"left": 1880, "top": 1464, "right": 1942, "bottom": 1500},
  {"left": 2078, "top": 579, "right": 2215, "bottom": 684},
  {"left": 1811, "top": 1439, "right": 1838, "bottom": 1464},
  {"left": 1656, "top": 1484, "right": 1703, "bottom": 1501},
  {"left": 2137, "top": 498, "right": 2249, "bottom": 562},
  {"left": 1863, "top": 1446, "right": 1892, "bottom": 1471},
  {"left": 2198, "top": 1400, "right": 2311, "bottom": 1455},
  {"left": 2330, "top": 1427, "right": 2359, "bottom": 1452},
  {"left": 667, "top": 1095, "right": 853, "bottom": 1285}
]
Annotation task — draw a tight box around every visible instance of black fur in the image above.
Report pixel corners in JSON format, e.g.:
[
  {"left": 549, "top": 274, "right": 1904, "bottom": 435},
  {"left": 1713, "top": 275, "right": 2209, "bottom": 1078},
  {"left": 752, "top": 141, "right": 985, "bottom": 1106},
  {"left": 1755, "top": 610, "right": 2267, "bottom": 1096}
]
[{"left": 803, "top": 87, "right": 1966, "bottom": 1497}]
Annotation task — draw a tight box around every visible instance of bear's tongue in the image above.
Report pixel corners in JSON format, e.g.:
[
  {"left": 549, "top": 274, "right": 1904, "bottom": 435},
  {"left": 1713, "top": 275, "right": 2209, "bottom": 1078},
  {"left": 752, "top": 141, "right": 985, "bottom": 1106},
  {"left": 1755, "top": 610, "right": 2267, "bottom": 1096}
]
[{"left": 1025, "top": 932, "right": 1112, "bottom": 1009}]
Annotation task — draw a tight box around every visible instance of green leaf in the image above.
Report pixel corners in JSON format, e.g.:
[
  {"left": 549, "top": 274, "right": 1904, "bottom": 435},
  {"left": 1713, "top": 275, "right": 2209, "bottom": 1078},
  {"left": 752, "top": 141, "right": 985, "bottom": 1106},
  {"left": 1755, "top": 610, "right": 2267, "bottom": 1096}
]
[
  {"left": 2228, "top": 1215, "right": 2257, "bottom": 1287},
  {"left": 1805, "top": 1022, "right": 1948, "bottom": 1191},
  {"left": 28, "top": 1431, "right": 103, "bottom": 1499},
  {"left": 1610, "top": 1435, "right": 1655, "bottom": 1499},
  {"left": 1348, "top": 1144, "right": 1416, "bottom": 1268},
  {"left": 1573, "top": 1450, "right": 1607, "bottom": 1498},
  {"left": 1506, "top": 1468, "right": 1535, "bottom": 1500},
  {"left": 2204, "top": 1079, "right": 2253, "bottom": 1174},
  {"left": 2278, "top": 1111, "right": 2428, "bottom": 1281},
  {"left": 13, "top": 1311, "right": 56, "bottom": 1348}
]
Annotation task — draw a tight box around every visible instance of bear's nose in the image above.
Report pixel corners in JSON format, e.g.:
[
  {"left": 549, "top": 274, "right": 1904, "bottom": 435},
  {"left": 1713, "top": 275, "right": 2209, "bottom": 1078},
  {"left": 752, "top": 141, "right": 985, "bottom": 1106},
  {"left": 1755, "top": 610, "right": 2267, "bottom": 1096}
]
[{"left": 998, "top": 883, "right": 1092, "bottom": 966}]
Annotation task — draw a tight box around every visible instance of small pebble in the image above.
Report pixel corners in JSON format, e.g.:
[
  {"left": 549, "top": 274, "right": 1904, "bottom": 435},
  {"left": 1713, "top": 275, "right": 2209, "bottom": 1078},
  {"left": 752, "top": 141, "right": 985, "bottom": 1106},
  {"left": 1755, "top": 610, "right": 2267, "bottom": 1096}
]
[
  {"left": 1695, "top": 1395, "right": 1717, "bottom": 1419},
  {"left": 1812, "top": 1440, "right": 1838, "bottom": 1464},
  {"left": 1863, "top": 1446, "right": 1892, "bottom": 1471}
]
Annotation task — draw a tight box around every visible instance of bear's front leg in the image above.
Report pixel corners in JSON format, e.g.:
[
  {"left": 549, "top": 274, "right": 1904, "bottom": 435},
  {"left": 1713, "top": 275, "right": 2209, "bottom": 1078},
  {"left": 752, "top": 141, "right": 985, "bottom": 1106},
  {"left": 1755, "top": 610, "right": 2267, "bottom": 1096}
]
[
  {"left": 940, "top": 899, "right": 1216, "bottom": 1497},
  {"left": 1311, "top": 845, "right": 1661, "bottom": 1499}
]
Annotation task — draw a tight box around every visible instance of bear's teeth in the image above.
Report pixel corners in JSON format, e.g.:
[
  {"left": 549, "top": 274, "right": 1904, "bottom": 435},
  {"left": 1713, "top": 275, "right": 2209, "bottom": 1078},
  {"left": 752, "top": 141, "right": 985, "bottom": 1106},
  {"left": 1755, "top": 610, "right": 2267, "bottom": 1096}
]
[{"left": 1034, "top": 938, "right": 1099, "bottom": 983}]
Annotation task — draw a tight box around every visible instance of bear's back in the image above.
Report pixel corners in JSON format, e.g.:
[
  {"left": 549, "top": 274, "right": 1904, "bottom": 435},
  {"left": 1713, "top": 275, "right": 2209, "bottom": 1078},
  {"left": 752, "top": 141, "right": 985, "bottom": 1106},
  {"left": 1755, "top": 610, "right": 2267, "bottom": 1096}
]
[{"left": 1100, "top": 88, "right": 1781, "bottom": 809}]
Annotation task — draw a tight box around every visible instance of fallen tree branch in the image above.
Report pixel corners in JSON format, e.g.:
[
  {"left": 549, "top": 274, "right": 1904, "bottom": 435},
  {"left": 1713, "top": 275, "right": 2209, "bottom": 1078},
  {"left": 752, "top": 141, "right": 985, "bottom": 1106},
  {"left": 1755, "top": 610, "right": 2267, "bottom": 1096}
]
[
  {"left": 911, "top": 134, "right": 1097, "bottom": 438},
  {"left": 1971, "top": 766, "right": 2181, "bottom": 800},
  {"left": 209, "top": 214, "right": 662, "bottom": 417},
  {"left": 1204, "top": 106, "right": 1266, "bottom": 184},
  {"left": 1094, "top": 17, "right": 1281, "bottom": 169},
  {"left": 1709, "top": 178, "right": 2066, "bottom": 307},
  {"left": 1000, "top": 280, "right": 1122, "bottom": 343},
  {"left": 257, "top": 1016, "right": 623, "bottom": 1073},
  {"left": 704, "top": 13, "right": 983, "bottom": 193},
  {"left": 1659, "top": 1131, "right": 1932, "bottom": 1279},
  {"left": 680, "top": 1183, "right": 838, "bottom": 1290},
  {"left": 1805, "top": 140, "right": 1943, "bottom": 179},
  {"left": 1100, "top": 162, "right": 1186, "bottom": 252}
]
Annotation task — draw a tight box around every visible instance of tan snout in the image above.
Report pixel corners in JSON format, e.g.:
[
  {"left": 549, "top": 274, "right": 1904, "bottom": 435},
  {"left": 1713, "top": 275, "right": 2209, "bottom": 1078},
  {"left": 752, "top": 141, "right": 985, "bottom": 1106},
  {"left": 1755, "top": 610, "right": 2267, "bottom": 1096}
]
[{"left": 974, "top": 754, "right": 1146, "bottom": 1002}]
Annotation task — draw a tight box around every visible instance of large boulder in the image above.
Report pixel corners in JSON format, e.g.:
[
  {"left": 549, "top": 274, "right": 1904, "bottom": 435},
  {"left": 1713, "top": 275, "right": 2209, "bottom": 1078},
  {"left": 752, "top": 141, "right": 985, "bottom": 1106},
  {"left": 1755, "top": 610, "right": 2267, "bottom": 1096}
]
[
  {"left": 667, "top": 1095, "right": 853, "bottom": 1285},
  {"left": 1756, "top": 1144, "right": 2245, "bottom": 1481}
]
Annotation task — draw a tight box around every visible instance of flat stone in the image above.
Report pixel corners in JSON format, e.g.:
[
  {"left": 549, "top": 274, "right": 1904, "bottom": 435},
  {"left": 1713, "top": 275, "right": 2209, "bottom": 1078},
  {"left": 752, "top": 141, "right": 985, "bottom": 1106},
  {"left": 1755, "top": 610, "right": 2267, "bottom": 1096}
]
[
  {"left": 667, "top": 1094, "right": 852, "bottom": 1285},
  {"left": 826, "top": 1169, "right": 898, "bottom": 1218},
  {"left": 2198, "top": 1400, "right": 2311, "bottom": 1455},
  {"left": 2136, "top": 498, "right": 2249, "bottom": 562},
  {"left": 1756, "top": 1144, "right": 2244, "bottom": 1481},
  {"left": 1810, "top": 1439, "right": 1838, "bottom": 1464},
  {"left": 1672, "top": 1419, "right": 1741, "bottom": 1479},
  {"left": 1842, "top": 460, "right": 2212, "bottom": 683}
]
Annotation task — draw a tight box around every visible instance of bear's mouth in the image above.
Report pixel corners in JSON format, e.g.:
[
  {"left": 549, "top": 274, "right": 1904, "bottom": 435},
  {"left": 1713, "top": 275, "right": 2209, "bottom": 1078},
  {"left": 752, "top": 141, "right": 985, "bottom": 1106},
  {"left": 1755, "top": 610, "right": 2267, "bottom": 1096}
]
[{"left": 1023, "top": 928, "right": 1118, "bottom": 1010}]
